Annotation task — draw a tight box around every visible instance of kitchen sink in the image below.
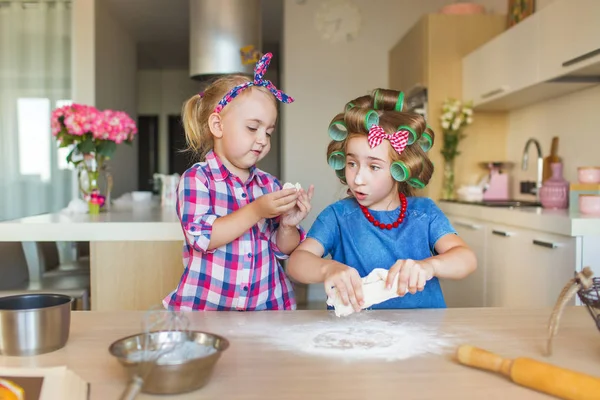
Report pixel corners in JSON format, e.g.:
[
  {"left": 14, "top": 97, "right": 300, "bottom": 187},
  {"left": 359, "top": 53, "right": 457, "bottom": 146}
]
[
  {"left": 441, "top": 199, "right": 542, "bottom": 208},
  {"left": 479, "top": 200, "right": 542, "bottom": 208}
]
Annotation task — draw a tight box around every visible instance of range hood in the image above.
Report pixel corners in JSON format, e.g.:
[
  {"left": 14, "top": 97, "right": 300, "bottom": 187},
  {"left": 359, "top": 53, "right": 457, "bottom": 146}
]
[{"left": 189, "top": 0, "right": 262, "bottom": 80}]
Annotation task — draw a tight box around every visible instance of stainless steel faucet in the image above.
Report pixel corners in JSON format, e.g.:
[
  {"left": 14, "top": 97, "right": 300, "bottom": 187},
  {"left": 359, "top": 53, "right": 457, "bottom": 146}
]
[{"left": 521, "top": 138, "right": 543, "bottom": 200}]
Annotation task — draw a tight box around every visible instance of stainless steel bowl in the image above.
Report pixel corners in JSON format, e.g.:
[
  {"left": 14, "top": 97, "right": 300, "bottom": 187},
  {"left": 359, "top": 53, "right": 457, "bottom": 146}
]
[
  {"left": 0, "top": 293, "right": 73, "bottom": 356},
  {"left": 108, "top": 330, "right": 229, "bottom": 395}
]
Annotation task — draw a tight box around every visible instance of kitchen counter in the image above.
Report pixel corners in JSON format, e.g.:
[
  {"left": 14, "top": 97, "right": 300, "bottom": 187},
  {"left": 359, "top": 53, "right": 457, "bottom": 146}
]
[
  {"left": 0, "top": 206, "right": 185, "bottom": 311},
  {"left": 0, "top": 308, "right": 597, "bottom": 399},
  {"left": 0, "top": 206, "right": 182, "bottom": 241},
  {"left": 438, "top": 200, "right": 600, "bottom": 236}
]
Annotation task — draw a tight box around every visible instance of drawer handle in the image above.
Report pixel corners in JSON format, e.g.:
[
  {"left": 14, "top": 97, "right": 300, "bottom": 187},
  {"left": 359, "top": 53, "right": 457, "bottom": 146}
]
[
  {"left": 563, "top": 48, "right": 600, "bottom": 67},
  {"left": 492, "top": 229, "right": 511, "bottom": 237},
  {"left": 532, "top": 239, "right": 558, "bottom": 249},
  {"left": 454, "top": 221, "right": 482, "bottom": 230},
  {"left": 481, "top": 87, "right": 507, "bottom": 99}
]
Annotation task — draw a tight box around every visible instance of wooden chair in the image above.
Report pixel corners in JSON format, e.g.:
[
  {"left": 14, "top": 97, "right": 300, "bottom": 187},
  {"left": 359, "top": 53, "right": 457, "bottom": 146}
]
[{"left": 35, "top": 241, "right": 90, "bottom": 277}]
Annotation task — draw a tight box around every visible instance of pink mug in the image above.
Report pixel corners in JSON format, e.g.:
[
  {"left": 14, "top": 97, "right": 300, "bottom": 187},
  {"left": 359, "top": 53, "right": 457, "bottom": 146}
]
[
  {"left": 579, "top": 194, "right": 600, "bottom": 215},
  {"left": 578, "top": 167, "right": 600, "bottom": 184}
]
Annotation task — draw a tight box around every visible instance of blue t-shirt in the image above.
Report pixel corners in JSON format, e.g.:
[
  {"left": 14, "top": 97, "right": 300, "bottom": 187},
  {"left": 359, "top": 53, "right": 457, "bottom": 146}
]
[{"left": 307, "top": 196, "right": 456, "bottom": 309}]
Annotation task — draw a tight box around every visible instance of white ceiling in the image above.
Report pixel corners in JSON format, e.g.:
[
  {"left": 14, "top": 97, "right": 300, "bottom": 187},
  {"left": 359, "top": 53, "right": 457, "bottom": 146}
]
[{"left": 104, "top": 0, "right": 283, "bottom": 69}]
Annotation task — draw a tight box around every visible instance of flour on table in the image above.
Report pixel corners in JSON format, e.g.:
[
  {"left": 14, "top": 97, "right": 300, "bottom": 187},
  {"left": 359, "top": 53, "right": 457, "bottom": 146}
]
[
  {"left": 239, "top": 316, "right": 453, "bottom": 362},
  {"left": 327, "top": 268, "right": 419, "bottom": 317}
]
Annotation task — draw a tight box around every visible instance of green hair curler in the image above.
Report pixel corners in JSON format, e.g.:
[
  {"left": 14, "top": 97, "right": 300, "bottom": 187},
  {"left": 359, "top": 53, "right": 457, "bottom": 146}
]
[
  {"left": 394, "top": 92, "right": 405, "bottom": 112},
  {"left": 407, "top": 177, "right": 425, "bottom": 189},
  {"left": 373, "top": 90, "right": 381, "bottom": 110},
  {"left": 335, "top": 168, "right": 347, "bottom": 183},
  {"left": 328, "top": 151, "right": 346, "bottom": 170},
  {"left": 397, "top": 125, "right": 418, "bottom": 145},
  {"left": 390, "top": 161, "right": 410, "bottom": 182},
  {"left": 418, "top": 132, "right": 433, "bottom": 152},
  {"left": 328, "top": 121, "right": 348, "bottom": 141},
  {"left": 364, "top": 110, "right": 379, "bottom": 130},
  {"left": 345, "top": 102, "right": 355, "bottom": 112}
]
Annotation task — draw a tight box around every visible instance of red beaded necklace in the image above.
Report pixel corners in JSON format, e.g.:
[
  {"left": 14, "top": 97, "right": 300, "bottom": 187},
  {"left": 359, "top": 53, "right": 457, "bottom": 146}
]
[{"left": 359, "top": 193, "right": 407, "bottom": 230}]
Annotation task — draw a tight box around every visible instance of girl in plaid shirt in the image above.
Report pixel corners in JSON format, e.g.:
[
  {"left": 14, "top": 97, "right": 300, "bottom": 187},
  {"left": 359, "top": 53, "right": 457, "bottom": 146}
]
[{"left": 163, "top": 53, "right": 313, "bottom": 311}]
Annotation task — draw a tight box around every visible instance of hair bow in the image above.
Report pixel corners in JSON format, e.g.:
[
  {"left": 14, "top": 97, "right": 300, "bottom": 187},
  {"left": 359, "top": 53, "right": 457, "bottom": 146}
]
[
  {"left": 367, "top": 125, "right": 409, "bottom": 155},
  {"left": 213, "top": 52, "right": 294, "bottom": 113}
]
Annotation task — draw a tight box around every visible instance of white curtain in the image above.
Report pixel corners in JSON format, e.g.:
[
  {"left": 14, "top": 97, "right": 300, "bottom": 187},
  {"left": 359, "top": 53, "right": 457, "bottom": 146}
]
[{"left": 0, "top": 0, "right": 72, "bottom": 221}]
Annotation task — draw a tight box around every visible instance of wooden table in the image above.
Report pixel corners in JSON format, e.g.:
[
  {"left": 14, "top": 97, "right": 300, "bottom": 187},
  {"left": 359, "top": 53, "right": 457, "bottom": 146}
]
[{"left": 0, "top": 308, "right": 598, "bottom": 399}]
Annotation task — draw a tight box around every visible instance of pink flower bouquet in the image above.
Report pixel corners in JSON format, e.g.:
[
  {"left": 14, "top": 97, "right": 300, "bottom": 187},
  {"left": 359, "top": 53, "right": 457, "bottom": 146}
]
[
  {"left": 52, "top": 103, "right": 137, "bottom": 163},
  {"left": 51, "top": 103, "right": 137, "bottom": 213}
]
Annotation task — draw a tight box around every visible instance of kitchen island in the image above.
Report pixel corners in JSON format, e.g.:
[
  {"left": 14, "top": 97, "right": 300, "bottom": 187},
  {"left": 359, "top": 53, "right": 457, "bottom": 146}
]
[
  {"left": 0, "top": 308, "right": 597, "bottom": 399},
  {"left": 0, "top": 206, "right": 185, "bottom": 311}
]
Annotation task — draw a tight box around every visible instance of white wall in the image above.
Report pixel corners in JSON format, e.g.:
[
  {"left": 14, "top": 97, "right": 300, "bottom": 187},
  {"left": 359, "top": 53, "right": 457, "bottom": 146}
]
[
  {"left": 137, "top": 69, "right": 204, "bottom": 174},
  {"left": 508, "top": 85, "right": 600, "bottom": 199},
  {"left": 71, "top": 1, "right": 95, "bottom": 107},
  {"left": 94, "top": 1, "right": 138, "bottom": 198},
  {"left": 282, "top": 0, "right": 507, "bottom": 232}
]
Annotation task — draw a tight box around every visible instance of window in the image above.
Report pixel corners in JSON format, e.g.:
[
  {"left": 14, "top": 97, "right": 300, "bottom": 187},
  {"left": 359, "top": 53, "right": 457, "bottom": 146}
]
[{"left": 17, "top": 98, "right": 51, "bottom": 182}]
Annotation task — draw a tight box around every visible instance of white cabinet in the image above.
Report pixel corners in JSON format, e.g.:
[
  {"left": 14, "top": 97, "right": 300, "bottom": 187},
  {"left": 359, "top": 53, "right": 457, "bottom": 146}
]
[
  {"left": 538, "top": 0, "right": 600, "bottom": 81},
  {"left": 442, "top": 214, "right": 577, "bottom": 308},
  {"left": 441, "top": 217, "right": 487, "bottom": 307},
  {"left": 462, "top": 16, "right": 538, "bottom": 107},
  {"left": 462, "top": 0, "right": 600, "bottom": 111},
  {"left": 525, "top": 230, "right": 576, "bottom": 307},
  {"left": 484, "top": 224, "right": 522, "bottom": 307},
  {"left": 485, "top": 224, "right": 575, "bottom": 308}
]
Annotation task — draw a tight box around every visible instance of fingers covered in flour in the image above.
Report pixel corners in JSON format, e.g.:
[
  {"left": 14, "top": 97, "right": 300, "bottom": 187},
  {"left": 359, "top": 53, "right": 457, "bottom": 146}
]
[
  {"left": 387, "top": 259, "right": 434, "bottom": 296},
  {"left": 323, "top": 262, "right": 364, "bottom": 312}
]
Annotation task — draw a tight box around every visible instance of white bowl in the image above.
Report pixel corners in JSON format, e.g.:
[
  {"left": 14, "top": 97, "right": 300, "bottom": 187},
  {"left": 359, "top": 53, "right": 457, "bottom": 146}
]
[{"left": 132, "top": 191, "right": 153, "bottom": 202}]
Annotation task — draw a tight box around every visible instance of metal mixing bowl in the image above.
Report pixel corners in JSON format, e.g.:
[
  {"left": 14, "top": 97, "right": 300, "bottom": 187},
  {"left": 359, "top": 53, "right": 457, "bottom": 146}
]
[
  {"left": 108, "top": 330, "right": 229, "bottom": 395},
  {"left": 0, "top": 293, "right": 73, "bottom": 356}
]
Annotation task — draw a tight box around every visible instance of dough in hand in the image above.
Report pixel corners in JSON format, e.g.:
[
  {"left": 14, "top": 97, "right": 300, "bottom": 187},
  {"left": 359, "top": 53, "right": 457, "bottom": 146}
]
[
  {"left": 283, "top": 182, "right": 302, "bottom": 191},
  {"left": 326, "top": 268, "right": 412, "bottom": 317}
]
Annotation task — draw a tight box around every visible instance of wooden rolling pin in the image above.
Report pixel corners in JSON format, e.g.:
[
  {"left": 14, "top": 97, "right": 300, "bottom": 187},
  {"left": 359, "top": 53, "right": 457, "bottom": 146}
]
[{"left": 456, "top": 345, "right": 600, "bottom": 400}]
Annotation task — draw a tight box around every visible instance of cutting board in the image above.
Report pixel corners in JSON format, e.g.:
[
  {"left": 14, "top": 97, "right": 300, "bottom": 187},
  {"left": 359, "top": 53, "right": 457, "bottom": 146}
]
[{"left": 542, "top": 137, "right": 561, "bottom": 182}]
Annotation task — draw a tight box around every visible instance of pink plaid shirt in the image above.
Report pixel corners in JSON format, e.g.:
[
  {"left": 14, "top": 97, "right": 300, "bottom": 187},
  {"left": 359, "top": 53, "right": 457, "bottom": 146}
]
[{"left": 163, "top": 150, "right": 304, "bottom": 311}]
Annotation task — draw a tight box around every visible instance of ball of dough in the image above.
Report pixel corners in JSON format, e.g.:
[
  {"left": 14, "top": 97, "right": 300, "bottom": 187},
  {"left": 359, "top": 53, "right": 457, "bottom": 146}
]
[{"left": 283, "top": 182, "right": 302, "bottom": 191}]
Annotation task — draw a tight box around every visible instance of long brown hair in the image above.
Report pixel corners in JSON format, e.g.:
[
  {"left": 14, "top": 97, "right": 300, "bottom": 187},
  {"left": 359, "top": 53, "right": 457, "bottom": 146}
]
[
  {"left": 327, "top": 89, "right": 435, "bottom": 197},
  {"left": 181, "top": 75, "right": 276, "bottom": 162}
]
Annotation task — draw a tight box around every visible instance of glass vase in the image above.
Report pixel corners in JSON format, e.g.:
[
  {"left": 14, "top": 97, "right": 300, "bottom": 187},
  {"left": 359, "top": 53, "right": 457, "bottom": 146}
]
[
  {"left": 78, "top": 155, "right": 113, "bottom": 214},
  {"left": 540, "top": 162, "right": 569, "bottom": 209},
  {"left": 441, "top": 158, "right": 456, "bottom": 201}
]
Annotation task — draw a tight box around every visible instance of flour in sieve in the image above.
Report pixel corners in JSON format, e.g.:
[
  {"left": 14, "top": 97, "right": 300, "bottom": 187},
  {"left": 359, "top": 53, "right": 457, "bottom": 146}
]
[{"left": 238, "top": 316, "right": 455, "bottom": 362}]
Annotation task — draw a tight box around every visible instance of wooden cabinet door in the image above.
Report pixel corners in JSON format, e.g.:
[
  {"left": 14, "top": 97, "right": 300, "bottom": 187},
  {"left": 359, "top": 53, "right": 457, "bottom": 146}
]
[{"left": 389, "top": 19, "right": 427, "bottom": 92}]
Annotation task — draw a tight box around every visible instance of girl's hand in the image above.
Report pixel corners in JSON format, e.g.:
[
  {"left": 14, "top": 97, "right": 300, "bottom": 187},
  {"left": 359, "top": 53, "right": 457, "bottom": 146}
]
[
  {"left": 253, "top": 188, "right": 299, "bottom": 219},
  {"left": 323, "top": 261, "right": 364, "bottom": 312},
  {"left": 386, "top": 259, "right": 435, "bottom": 296},
  {"left": 280, "top": 185, "right": 314, "bottom": 228}
]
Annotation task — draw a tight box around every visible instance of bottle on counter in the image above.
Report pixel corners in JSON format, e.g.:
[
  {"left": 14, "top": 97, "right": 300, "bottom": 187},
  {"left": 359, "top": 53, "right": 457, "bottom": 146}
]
[{"left": 539, "top": 162, "right": 569, "bottom": 209}]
